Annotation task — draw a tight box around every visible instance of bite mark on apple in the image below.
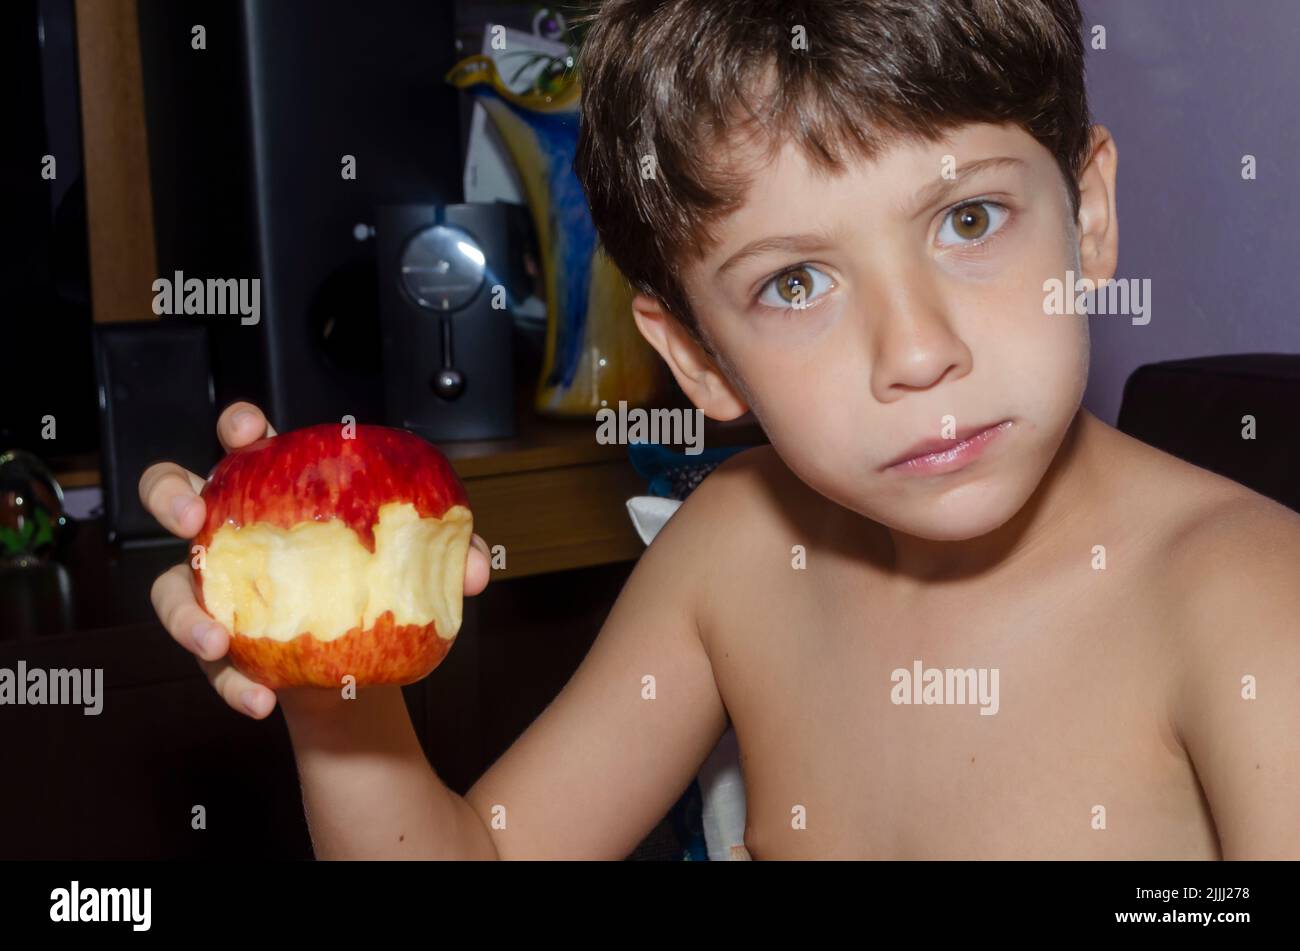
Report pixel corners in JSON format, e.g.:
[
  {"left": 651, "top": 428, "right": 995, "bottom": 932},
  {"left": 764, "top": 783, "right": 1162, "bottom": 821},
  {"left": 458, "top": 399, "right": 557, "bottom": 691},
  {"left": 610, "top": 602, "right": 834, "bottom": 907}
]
[{"left": 202, "top": 501, "right": 472, "bottom": 644}]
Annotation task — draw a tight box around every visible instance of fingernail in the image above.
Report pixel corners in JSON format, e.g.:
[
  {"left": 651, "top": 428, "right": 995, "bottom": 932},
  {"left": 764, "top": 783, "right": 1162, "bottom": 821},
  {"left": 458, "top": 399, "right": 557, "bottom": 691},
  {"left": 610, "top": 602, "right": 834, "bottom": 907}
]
[
  {"left": 241, "top": 689, "right": 268, "bottom": 717},
  {"left": 172, "top": 495, "right": 195, "bottom": 524},
  {"left": 192, "top": 623, "right": 218, "bottom": 657},
  {"left": 232, "top": 410, "right": 253, "bottom": 431}
]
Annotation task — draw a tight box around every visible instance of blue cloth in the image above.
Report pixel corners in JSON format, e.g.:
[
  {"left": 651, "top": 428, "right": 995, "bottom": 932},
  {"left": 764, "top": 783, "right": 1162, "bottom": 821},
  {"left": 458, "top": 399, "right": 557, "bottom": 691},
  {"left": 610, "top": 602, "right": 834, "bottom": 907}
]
[{"left": 627, "top": 441, "right": 753, "bottom": 501}]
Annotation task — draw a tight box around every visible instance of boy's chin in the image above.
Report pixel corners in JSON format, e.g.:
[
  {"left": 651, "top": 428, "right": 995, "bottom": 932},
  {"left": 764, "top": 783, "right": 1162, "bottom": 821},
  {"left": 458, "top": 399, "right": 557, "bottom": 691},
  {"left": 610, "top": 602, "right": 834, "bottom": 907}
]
[
  {"left": 869, "top": 481, "right": 1033, "bottom": 542},
  {"left": 883, "top": 512, "right": 1016, "bottom": 542}
]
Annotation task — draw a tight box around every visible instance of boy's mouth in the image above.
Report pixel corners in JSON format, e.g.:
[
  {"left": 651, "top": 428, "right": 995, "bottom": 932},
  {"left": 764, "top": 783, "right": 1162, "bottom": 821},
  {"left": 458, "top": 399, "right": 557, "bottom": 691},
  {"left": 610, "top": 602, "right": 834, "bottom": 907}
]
[{"left": 882, "top": 420, "right": 1014, "bottom": 476}]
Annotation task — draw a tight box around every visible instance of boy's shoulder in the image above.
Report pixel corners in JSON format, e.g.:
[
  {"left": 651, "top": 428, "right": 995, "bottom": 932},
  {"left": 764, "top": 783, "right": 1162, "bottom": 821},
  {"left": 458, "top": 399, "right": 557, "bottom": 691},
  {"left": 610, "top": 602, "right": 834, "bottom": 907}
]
[
  {"left": 1130, "top": 443, "right": 1300, "bottom": 855},
  {"left": 1130, "top": 438, "right": 1300, "bottom": 658},
  {"left": 650, "top": 441, "right": 823, "bottom": 579},
  {"left": 681, "top": 442, "right": 827, "bottom": 533},
  {"left": 1137, "top": 441, "right": 1300, "bottom": 592},
  {"left": 666, "top": 442, "right": 787, "bottom": 538},
  {"left": 1173, "top": 488, "right": 1300, "bottom": 626}
]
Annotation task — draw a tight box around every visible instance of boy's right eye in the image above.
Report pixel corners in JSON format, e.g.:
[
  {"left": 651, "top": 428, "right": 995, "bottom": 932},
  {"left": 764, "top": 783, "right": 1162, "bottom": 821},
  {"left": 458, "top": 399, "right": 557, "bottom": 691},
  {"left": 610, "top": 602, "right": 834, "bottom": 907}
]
[{"left": 756, "top": 264, "right": 835, "bottom": 311}]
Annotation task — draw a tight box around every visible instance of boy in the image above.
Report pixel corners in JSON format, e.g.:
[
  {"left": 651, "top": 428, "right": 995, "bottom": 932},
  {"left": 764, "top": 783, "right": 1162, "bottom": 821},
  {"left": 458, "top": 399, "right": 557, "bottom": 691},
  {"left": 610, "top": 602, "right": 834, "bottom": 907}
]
[{"left": 140, "top": 0, "right": 1300, "bottom": 859}]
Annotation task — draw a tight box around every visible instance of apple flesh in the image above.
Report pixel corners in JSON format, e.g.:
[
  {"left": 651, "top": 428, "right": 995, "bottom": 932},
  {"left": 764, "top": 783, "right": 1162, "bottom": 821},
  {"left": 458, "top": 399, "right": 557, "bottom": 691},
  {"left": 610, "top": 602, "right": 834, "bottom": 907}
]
[{"left": 193, "top": 423, "right": 473, "bottom": 689}]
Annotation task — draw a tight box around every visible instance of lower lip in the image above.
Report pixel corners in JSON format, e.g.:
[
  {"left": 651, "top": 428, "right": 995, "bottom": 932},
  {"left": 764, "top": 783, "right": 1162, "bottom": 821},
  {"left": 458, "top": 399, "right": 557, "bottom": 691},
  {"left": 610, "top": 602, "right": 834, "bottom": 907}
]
[{"left": 885, "top": 420, "right": 1014, "bottom": 476}]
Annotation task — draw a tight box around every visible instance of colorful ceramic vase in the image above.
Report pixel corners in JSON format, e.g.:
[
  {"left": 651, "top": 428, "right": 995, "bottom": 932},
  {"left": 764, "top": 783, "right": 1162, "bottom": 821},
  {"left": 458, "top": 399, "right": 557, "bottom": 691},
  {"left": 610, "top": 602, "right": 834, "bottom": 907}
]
[{"left": 447, "top": 54, "right": 667, "bottom": 416}]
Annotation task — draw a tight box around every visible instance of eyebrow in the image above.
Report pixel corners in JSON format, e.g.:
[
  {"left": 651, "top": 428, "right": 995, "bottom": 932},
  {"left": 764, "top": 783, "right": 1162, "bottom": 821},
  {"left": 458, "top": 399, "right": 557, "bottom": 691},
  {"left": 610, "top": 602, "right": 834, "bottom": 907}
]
[
  {"left": 714, "top": 155, "right": 1026, "bottom": 278},
  {"left": 904, "top": 155, "right": 1026, "bottom": 219}
]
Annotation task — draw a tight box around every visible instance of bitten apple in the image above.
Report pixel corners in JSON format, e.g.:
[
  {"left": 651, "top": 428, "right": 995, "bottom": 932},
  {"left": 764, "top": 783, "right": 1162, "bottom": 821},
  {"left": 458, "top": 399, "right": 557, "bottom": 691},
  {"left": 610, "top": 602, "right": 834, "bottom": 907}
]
[{"left": 193, "top": 423, "right": 473, "bottom": 689}]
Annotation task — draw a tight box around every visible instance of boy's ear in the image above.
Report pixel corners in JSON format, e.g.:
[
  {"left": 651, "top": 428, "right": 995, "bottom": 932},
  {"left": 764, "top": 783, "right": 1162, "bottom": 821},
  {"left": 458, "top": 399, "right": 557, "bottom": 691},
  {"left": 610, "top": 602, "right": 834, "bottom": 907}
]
[
  {"left": 630, "top": 293, "right": 750, "bottom": 421},
  {"left": 1075, "top": 125, "right": 1119, "bottom": 284}
]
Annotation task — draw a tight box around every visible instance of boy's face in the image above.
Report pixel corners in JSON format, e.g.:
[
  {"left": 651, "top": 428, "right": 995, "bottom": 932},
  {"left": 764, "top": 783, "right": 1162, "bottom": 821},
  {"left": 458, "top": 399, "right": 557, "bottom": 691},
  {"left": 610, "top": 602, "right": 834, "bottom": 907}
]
[{"left": 648, "top": 122, "right": 1114, "bottom": 541}]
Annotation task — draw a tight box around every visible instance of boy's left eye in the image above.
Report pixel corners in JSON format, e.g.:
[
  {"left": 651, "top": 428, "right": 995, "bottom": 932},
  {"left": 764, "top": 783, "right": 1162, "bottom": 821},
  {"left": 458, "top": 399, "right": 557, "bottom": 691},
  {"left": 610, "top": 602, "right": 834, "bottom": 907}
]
[{"left": 936, "top": 201, "right": 1010, "bottom": 247}]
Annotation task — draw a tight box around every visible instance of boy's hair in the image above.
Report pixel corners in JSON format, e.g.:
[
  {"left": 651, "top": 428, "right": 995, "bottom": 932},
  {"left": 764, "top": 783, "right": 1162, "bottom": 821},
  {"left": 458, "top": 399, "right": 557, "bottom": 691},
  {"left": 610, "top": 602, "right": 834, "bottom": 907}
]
[{"left": 574, "top": 0, "right": 1092, "bottom": 355}]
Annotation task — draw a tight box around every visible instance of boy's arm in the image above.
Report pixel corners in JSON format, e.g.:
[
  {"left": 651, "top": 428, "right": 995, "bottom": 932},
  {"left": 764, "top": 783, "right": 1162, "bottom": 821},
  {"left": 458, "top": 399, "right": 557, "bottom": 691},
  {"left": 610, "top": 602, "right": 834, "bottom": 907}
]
[
  {"left": 280, "top": 468, "right": 731, "bottom": 860},
  {"left": 278, "top": 685, "right": 498, "bottom": 859},
  {"left": 463, "top": 471, "right": 733, "bottom": 859},
  {"left": 1173, "top": 500, "right": 1300, "bottom": 859}
]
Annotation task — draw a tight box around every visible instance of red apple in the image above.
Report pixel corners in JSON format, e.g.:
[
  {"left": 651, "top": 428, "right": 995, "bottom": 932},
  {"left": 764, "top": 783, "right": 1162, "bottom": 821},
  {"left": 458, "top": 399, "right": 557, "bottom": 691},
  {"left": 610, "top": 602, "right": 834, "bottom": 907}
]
[{"left": 192, "top": 423, "right": 473, "bottom": 689}]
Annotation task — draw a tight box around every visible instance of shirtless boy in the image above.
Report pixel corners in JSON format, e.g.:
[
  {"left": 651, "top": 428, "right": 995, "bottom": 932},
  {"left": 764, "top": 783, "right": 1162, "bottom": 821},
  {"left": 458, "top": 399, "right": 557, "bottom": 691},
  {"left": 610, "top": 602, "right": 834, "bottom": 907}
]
[{"left": 139, "top": 0, "right": 1300, "bottom": 859}]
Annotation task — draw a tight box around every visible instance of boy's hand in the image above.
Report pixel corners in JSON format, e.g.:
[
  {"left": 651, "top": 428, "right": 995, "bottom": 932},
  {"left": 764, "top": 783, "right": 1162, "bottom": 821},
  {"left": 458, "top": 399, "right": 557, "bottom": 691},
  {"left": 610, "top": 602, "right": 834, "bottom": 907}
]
[{"left": 138, "top": 401, "right": 491, "bottom": 720}]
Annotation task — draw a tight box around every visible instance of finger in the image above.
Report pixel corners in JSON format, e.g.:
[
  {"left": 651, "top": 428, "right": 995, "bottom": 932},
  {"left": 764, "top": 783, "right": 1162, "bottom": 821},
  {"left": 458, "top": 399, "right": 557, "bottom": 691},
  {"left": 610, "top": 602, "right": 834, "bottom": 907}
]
[
  {"left": 150, "top": 564, "right": 230, "bottom": 661},
  {"left": 139, "top": 463, "right": 208, "bottom": 538},
  {"left": 217, "top": 401, "right": 278, "bottom": 453},
  {"left": 204, "top": 657, "right": 278, "bottom": 719},
  {"left": 465, "top": 533, "right": 491, "bottom": 596},
  {"left": 152, "top": 565, "right": 276, "bottom": 718}
]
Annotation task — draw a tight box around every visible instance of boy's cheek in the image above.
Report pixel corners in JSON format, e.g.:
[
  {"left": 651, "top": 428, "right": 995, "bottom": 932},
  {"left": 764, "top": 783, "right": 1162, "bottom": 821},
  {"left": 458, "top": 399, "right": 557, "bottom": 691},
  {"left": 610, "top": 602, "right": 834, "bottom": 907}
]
[{"left": 1019, "top": 313, "right": 1090, "bottom": 395}]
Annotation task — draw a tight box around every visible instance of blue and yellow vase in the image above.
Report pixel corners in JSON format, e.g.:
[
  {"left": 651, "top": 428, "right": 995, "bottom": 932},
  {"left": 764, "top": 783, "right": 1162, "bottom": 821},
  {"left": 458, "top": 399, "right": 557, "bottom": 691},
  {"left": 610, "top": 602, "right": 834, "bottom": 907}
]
[{"left": 447, "top": 54, "right": 668, "bottom": 417}]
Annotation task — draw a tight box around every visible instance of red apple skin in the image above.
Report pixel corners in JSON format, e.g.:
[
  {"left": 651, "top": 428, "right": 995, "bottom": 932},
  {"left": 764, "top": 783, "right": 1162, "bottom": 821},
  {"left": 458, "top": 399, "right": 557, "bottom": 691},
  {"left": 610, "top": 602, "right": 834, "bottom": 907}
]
[
  {"left": 193, "top": 423, "right": 471, "bottom": 689},
  {"left": 224, "top": 613, "right": 454, "bottom": 690}
]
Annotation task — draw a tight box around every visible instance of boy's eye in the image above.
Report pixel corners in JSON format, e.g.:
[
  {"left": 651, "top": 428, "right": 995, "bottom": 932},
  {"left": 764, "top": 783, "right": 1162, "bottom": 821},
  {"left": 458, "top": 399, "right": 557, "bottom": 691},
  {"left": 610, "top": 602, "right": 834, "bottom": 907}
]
[
  {"left": 757, "top": 265, "right": 834, "bottom": 310},
  {"left": 937, "top": 201, "right": 1009, "bottom": 247}
]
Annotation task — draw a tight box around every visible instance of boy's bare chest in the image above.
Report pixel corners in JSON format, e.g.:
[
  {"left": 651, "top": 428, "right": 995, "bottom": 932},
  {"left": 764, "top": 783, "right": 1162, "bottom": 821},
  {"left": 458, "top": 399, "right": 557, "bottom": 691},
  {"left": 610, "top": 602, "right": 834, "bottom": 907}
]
[{"left": 706, "top": 551, "right": 1221, "bottom": 859}]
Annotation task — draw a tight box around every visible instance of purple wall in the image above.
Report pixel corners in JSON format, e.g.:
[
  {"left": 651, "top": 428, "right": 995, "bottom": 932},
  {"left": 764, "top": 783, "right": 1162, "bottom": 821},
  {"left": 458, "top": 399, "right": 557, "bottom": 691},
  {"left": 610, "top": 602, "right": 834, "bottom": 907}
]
[{"left": 1078, "top": 0, "right": 1300, "bottom": 423}]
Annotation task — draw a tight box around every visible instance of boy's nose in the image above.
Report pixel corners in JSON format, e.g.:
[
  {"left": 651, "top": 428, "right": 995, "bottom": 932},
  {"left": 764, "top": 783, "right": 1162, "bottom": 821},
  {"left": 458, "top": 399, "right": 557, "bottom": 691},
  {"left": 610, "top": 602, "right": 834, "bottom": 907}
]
[{"left": 867, "top": 287, "right": 973, "bottom": 402}]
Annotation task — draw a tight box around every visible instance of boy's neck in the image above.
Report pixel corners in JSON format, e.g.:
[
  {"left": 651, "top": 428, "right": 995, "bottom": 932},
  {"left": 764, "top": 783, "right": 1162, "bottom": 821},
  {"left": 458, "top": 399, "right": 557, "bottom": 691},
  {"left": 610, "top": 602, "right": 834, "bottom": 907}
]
[{"left": 885, "top": 408, "right": 1107, "bottom": 583}]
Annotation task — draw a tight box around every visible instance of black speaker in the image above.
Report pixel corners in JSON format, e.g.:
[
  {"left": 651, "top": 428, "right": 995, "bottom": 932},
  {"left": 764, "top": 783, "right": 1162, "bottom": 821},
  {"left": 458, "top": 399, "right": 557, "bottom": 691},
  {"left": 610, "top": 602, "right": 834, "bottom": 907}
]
[
  {"left": 92, "top": 324, "right": 221, "bottom": 544},
  {"left": 376, "top": 203, "right": 517, "bottom": 441},
  {"left": 241, "top": 0, "right": 464, "bottom": 429},
  {"left": 138, "top": 0, "right": 465, "bottom": 431}
]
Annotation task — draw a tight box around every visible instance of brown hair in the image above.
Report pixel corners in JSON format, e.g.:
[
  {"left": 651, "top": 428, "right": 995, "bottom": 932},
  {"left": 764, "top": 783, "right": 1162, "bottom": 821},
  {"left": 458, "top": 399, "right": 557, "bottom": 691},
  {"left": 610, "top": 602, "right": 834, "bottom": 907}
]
[{"left": 574, "top": 0, "right": 1092, "bottom": 353}]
